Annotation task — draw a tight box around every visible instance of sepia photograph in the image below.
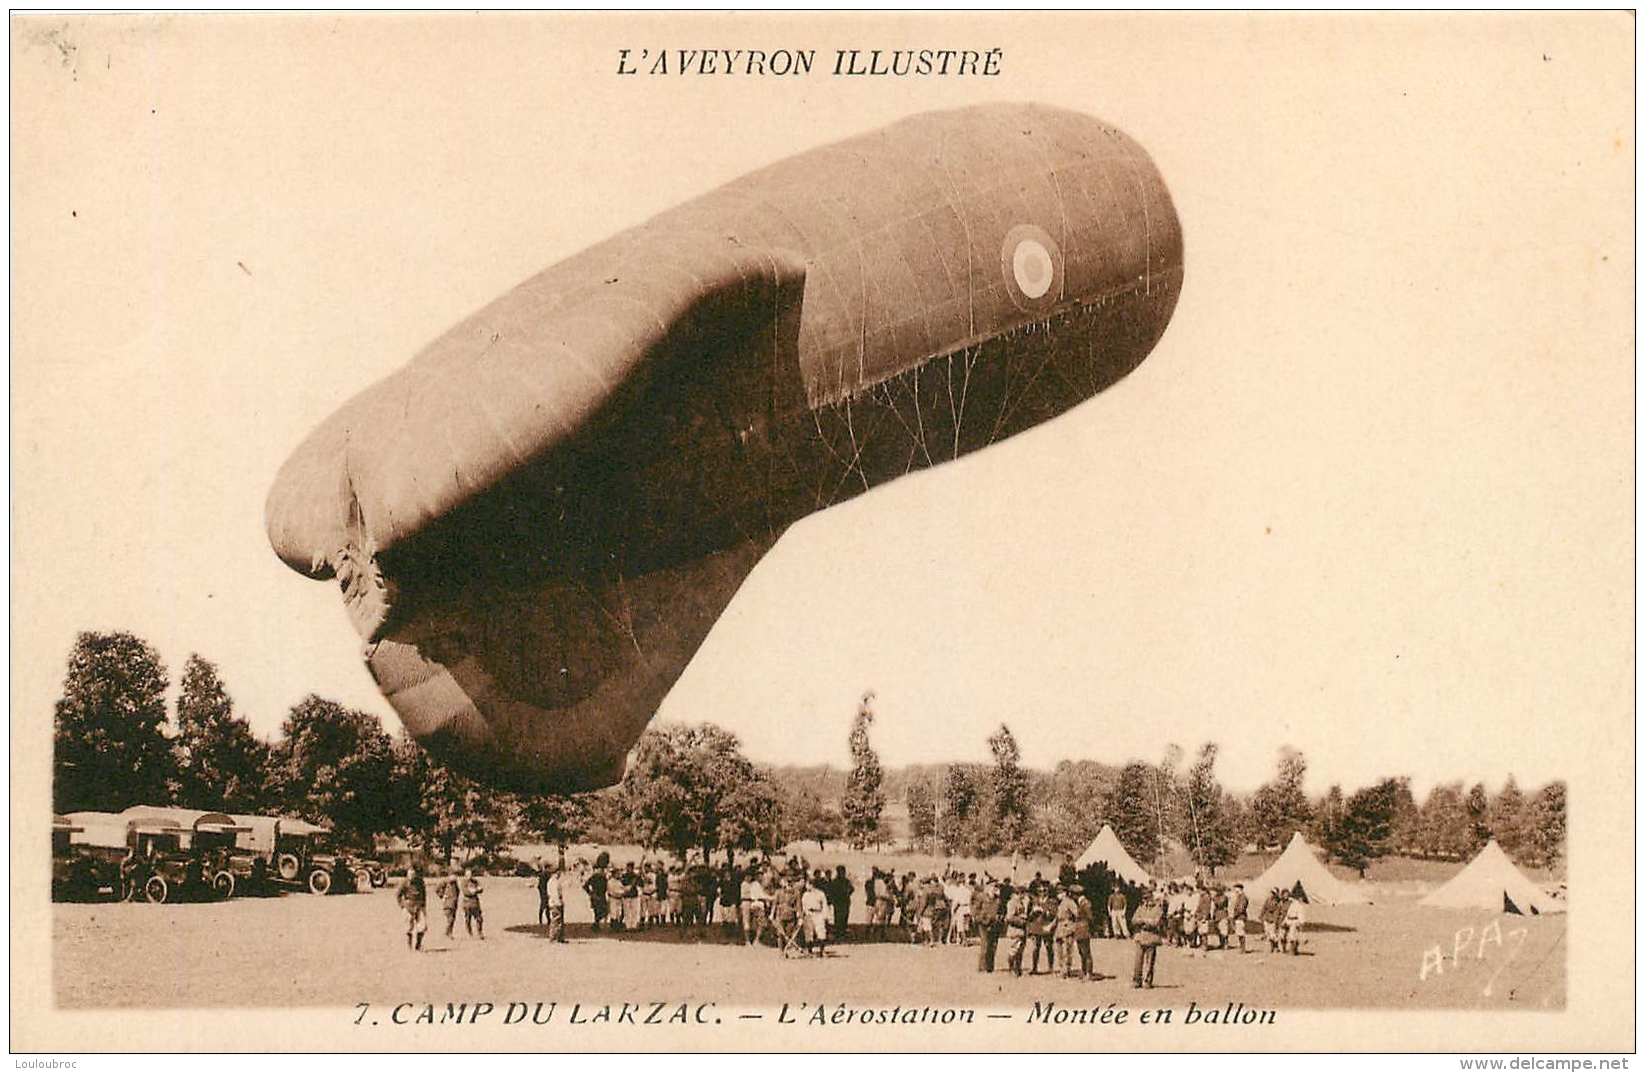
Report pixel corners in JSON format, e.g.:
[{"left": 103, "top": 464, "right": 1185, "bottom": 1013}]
[{"left": 10, "top": 11, "right": 1634, "bottom": 1054}]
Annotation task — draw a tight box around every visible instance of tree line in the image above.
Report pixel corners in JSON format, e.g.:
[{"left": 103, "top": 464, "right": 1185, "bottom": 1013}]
[{"left": 51, "top": 631, "right": 1566, "bottom": 875}]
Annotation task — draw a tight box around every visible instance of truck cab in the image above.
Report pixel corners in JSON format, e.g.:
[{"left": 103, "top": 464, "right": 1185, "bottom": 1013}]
[{"left": 231, "top": 815, "right": 359, "bottom": 894}]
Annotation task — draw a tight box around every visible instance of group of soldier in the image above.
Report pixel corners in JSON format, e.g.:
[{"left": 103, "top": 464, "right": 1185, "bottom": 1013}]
[
  {"left": 393, "top": 852, "right": 1314, "bottom": 986},
  {"left": 571, "top": 855, "right": 855, "bottom": 957},
  {"left": 392, "top": 865, "right": 487, "bottom": 950}
]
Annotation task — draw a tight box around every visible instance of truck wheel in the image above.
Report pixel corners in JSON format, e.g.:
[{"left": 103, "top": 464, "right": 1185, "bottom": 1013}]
[
  {"left": 371, "top": 868, "right": 387, "bottom": 888},
  {"left": 307, "top": 868, "right": 332, "bottom": 895},
  {"left": 277, "top": 853, "right": 302, "bottom": 882},
  {"left": 212, "top": 871, "right": 236, "bottom": 899},
  {"left": 144, "top": 875, "right": 171, "bottom": 904}
]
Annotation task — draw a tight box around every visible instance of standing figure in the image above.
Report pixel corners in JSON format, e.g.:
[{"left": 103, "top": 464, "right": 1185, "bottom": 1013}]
[
  {"left": 1259, "top": 888, "right": 1283, "bottom": 952},
  {"left": 872, "top": 871, "right": 896, "bottom": 942},
  {"left": 583, "top": 866, "right": 609, "bottom": 932},
  {"left": 1074, "top": 888, "right": 1096, "bottom": 979},
  {"left": 772, "top": 878, "right": 801, "bottom": 957},
  {"left": 1282, "top": 892, "right": 1307, "bottom": 955},
  {"left": 831, "top": 865, "right": 853, "bottom": 943},
  {"left": 1107, "top": 886, "right": 1131, "bottom": 939},
  {"left": 1130, "top": 890, "right": 1165, "bottom": 988},
  {"left": 1027, "top": 888, "right": 1056, "bottom": 974},
  {"left": 397, "top": 866, "right": 428, "bottom": 952},
  {"left": 742, "top": 870, "right": 770, "bottom": 946},
  {"left": 1055, "top": 886, "right": 1080, "bottom": 978},
  {"left": 801, "top": 875, "right": 830, "bottom": 956},
  {"left": 974, "top": 880, "right": 1001, "bottom": 973},
  {"left": 1230, "top": 883, "right": 1250, "bottom": 954},
  {"left": 1003, "top": 889, "right": 1030, "bottom": 977},
  {"left": 437, "top": 872, "right": 461, "bottom": 938},
  {"left": 461, "top": 869, "right": 485, "bottom": 939},
  {"left": 546, "top": 865, "right": 566, "bottom": 943}
]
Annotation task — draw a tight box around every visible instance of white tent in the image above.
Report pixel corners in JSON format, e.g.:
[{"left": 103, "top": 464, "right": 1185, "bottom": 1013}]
[
  {"left": 1419, "top": 840, "right": 1563, "bottom": 915},
  {"left": 1075, "top": 825, "right": 1152, "bottom": 886},
  {"left": 1248, "top": 831, "right": 1370, "bottom": 904}
]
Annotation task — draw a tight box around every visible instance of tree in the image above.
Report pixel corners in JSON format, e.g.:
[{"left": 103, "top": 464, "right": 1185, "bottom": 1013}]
[
  {"left": 517, "top": 790, "right": 594, "bottom": 850},
  {"left": 1490, "top": 775, "right": 1528, "bottom": 857},
  {"left": 53, "top": 631, "right": 176, "bottom": 812},
  {"left": 173, "top": 654, "right": 271, "bottom": 812},
  {"left": 1105, "top": 762, "right": 1159, "bottom": 865},
  {"left": 1038, "top": 760, "right": 1116, "bottom": 858},
  {"left": 1415, "top": 782, "right": 1472, "bottom": 860},
  {"left": 905, "top": 777, "right": 936, "bottom": 851},
  {"left": 1248, "top": 747, "right": 1314, "bottom": 849},
  {"left": 938, "top": 764, "right": 980, "bottom": 855},
  {"left": 1312, "top": 783, "right": 1346, "bottom": 849},
  {"left": 841, "top": 691, "right": 886, "bottom": 848},
  {"left": 989, "top": 724, "right": 1030, "bottom": 854},
  {"left": 782, "top": 788, "right": 844, "bottom": 851},
  {"left": 270, "top": 695, "right": 398, "bottom": 844},
  {"left": 1329, "top": 777, "right": 1404, "bottom": 876},
  {"left": 622, "top": 723, "right": 781, "bottom": 860},
  {"left": 403, "top": 750, "right": 513, "bottom": 866},
  {"left": 1151, "top": 743, "right": 1185, "bottom": 865},
  {"left": 1463, "top": 782, "right": 1492, "bottom": 849},
  {"left": 1179, "top": 743, "right": 1239, "bottom": 874},
  {"left": 1523, "top": 780, "right": 1566, "bottom": 872}
]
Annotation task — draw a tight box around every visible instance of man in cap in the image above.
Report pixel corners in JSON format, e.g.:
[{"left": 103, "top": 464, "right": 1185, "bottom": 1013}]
[
  {"left": 1003, "top": 887, "right": 1031, "bottom": 977},
  {"left": 1259, "top": 887, "right": 1283, "bottom": 952},
  {"left": 397, "top": 865, "right": 428, "bottom": 952},
  {"left": 1130, "top": 889, "right": 1165, "bottom": 988},
  {"left": 1074, "top": 884, "right": 1096, "bottom": 980},
  {"left": 1027, "top": 884, "right": 1056, "bottom": 975},
  {"left": 546, "top": 862, "right": 567, "bottom": 943},
  {"left": 1230, "top": 883, "right": 1250, "bottom": 954},
  {"left": 436, "top": 868, "right": 461, "bottom": 939},
  {"left": 1107, "top": 885, "right": 1131, "bottom": 939},
  {"left": 461, "top": 868, "right": 485, "bottom": 939},
  {"left": 973, "top": 879, "right": 1001, "bottom": 972},
  {"left": 1055, "top": 884, "right": 1081, "bottom": 979}
]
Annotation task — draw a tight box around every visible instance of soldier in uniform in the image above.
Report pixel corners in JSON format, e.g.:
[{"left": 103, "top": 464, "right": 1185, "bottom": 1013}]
[
  {"left": 830, "top": 865, "right": 853, "bottom": 943},
  {"left": 437, "top": 870, "right": 461, "bottom": 938},
  {"left": 1055, "top": 885, "right": 1080, "bottom": 978},
  {"left": 1027, "top": 886, "right": 1056, "bottom": 975},
  {"left": 1228, "top": 883, "right": 1249, "bottom": 953},
  {"left": 583, "top": 865, "right": 609, "bottom": 931},
  {"left": 1107, "top": 886, "right": 1131, "bottom": 939},
  {"left": 973, "top": 879, "right": 1001, "bottom": 972},
  {"left": 1282, "top": 891, "right": 1307, "bottom": 955},
  {"left": 772, "top": 876, "right": 802, "bottom": 957},
  {"left": 1074, "top": 886, "right": 1096, "bottom": 979},
  {"left": 461, "top": 869, "right": 485, "bottom": 939},
  {"left": 1130, "top": 889, "right": 1165, "bottom": 988},
  {"left": 546, "top": 864, "right": 566, "bottom": 942},
  {"left": 1259, "top": 887, "right": 1283, "bottom": 952},
  {"left": 397, "top": 866, "right": 428, "bottom": 951},
  {"left": 1003, "top": 888, "right": 1031, "bottom": 977}
]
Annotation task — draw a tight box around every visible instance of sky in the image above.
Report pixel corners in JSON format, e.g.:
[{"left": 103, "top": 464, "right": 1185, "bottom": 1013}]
[{"left": 11, "top": 14, "right": 1633, "bottom": 799}]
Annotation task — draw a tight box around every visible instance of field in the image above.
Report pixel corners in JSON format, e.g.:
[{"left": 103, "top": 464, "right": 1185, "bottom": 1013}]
[{"left": 53, "top": 848, "right": 1566, "bottom": 1013}]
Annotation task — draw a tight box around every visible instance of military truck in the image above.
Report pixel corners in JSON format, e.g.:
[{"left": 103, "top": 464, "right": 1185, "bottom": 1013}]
[
  {"left": 51, "top": 815, "right": 104, "bottom": 901},
  {"left": 65, "top": 810, "right": 203, "bottom": 903},
  {"left": 231, "top": 815, "right": 360, "bottom": 894},
  {"left": 121, "top": 806, "right": 256, "bottom": 898}
]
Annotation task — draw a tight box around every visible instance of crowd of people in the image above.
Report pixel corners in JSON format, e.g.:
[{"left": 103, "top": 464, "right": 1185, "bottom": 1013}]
[{"left": 393, "top": 851, "right": 1314, "bottom": 988}]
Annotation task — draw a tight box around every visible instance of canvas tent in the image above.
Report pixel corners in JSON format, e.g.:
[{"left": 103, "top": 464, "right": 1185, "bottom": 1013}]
[
  {"left": 1249, "top": 831, "right": 1370, "bottom": 904},
  {"left": 1419, "top": 839, "right": 1563, "bottom": 915},
  {"left": 1075, "top": 825, "right": 1152, "bottom": 886}
]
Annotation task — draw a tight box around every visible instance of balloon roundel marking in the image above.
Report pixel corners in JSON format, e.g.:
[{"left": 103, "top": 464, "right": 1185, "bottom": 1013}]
[{"left": 1001, "top": 223, "right": 1064, "bottom": 313}]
